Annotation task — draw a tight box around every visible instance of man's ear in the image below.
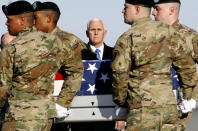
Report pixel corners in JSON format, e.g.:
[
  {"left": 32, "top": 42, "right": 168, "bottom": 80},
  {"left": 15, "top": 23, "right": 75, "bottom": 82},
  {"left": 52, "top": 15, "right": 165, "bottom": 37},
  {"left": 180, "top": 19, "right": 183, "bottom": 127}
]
[
  {"left": 20, "top": 16, "right": 25, "bottom": 25},
  {"left": 104, "top": 29, "right": 107, "bottom": 37},
  {"left": 169, "top": 7, "right": 175, "bottom": 15},
  {"left": 136, "top": 6, "right": 141, "bottom": 15},
  {"left": 47, "top": 15, "right": 51, "bottom": 23}
]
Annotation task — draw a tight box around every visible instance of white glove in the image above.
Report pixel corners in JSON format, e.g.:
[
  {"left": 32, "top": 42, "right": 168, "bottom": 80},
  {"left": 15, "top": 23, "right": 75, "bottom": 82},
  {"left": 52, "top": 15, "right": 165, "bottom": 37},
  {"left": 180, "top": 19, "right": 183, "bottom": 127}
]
[
  {"left": 180, "top": 99, "right": 192, "bottom": 114},
  {"left": 55, "top": 103, "right": 71, "bottom": 118},
  {"left": 188, "top": 99, "right": 196, "bottom": 110},
  {"left": 114, "top": 105, "right": 127, "bottom": 117},
  {"left": 180, "top": 99, "right": 196, "bottom": 114}
]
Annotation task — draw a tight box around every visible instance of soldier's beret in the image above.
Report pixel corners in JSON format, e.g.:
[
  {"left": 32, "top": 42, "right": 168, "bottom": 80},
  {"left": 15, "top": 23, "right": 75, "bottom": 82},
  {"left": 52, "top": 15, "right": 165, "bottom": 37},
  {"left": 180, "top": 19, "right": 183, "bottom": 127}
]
[
  {"left": 153, "top": 0, "right": 180, "bottom": 4},
  {"left": 125, "top": 0, "right": 154, "bottom": 8},
  {"left": 32, "top": 1, "right": 60, "bottom": 15},
  {"left": 2, "top": 0, "right": 33, "bottom": 16}
]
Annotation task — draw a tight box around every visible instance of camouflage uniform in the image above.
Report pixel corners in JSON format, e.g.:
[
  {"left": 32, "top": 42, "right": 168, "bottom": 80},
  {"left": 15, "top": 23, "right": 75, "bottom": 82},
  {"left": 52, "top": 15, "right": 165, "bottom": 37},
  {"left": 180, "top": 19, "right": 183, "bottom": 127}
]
[
  {"left": 173, "top": 20, "right": 198, "bottom": 63},
  {"left": 0, "top": 26, "right": 83, "bottom": 131},
  {"left": 173, "top": 20, "right": 198, "bottom": 100},
  {"left": 51, "top": 27, "right": 86, "bottom": 65},
  {"left": 50, "top": 27, "right": 85, "bottom": 107},
  {"left": 171, "top": 20, "right": 198, "bottom": 130},
  {"left": 111, "top": 18, "right": 197, "bottom": 131}
]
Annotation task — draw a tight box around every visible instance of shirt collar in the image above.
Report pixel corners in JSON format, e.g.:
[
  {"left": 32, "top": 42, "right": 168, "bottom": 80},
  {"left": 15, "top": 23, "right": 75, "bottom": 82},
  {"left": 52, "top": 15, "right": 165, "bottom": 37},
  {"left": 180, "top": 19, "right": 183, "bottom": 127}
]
[
  {"left": 89, "top": 43, "right": 104, "bottom": 53},
  {"left": 89, "top": 43, "right": 104, "bottom": 59}
]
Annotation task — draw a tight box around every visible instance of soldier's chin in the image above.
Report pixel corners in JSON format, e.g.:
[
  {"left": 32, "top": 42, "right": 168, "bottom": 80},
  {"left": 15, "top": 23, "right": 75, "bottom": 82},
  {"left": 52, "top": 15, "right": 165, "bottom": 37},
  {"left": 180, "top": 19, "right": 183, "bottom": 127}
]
[
  {"left": 124, "top": 20, "right": 131, "bottom": 25},
  {"left": 8, "top": 31, "right": 17, "bottom": 36}
]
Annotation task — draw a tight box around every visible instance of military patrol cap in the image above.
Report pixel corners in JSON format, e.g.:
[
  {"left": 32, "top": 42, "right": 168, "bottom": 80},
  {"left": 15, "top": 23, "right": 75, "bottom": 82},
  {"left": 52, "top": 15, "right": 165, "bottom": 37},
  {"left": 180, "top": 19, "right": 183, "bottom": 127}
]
[
  {"left": 2, "top": 0, "right": 33, "bottom": 16},
  {"left": 154, "top": 0, "right": 180, "bottom": 4},
  {"left": 32, "top": 1, "right": 61, "bottom": 15},
  {"left": 125, "top": 0, "right": 154, "bottom": 8}
]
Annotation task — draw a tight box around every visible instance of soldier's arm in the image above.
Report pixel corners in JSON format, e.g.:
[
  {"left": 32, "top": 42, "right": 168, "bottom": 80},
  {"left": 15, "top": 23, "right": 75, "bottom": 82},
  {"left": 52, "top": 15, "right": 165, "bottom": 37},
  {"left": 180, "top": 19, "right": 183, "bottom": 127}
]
[
  {"left": 56, "top": 43, "right": 83, "bottom": 108},
  {"left": 71, "top": 37, "right": 86, "bottom": 64},
  {"left": 192, "top": 34, "right": 198, "bottom": 63},
  {"left": 0, "top": 46, "right": 15, "bottom": 110},
  {"left": 171, "top": 32, "right": 197, "bottom": 100},
  {"left": 111, "top": 35, "right": 132, "bottom": 106},
  {"left": 191, "top": 33, "right": 198, "bottom": 101}
]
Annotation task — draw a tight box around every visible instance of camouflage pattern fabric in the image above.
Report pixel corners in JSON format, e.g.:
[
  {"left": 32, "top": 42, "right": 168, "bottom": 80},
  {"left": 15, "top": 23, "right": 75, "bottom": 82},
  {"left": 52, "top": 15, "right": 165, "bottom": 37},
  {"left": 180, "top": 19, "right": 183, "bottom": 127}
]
[
  {"left": 51, "top": 27, "right": 86, "bottom": 64},
  {"left": 172, "top": 21, "right": 198, "bottom": 131},
  {"left": 173, "top": 20, "right": 198, "bottom": 63},
  {"left": 0, "top": 26, "right": 83, "bottom": 129},
  {"left": 111, "top": 18, "right": 197, "bottom": 130},
  {"left": 2, "top": 119, "right": 53, "bottom": 131},
  {"left": 51, "top": 27, "right": 85, "bottom": 107},
  {"left": 173, "top": 21, "right": 198, "bottom": 101},
  {"left": 127, "top": 105, "right": 179, "bottom": 131}
]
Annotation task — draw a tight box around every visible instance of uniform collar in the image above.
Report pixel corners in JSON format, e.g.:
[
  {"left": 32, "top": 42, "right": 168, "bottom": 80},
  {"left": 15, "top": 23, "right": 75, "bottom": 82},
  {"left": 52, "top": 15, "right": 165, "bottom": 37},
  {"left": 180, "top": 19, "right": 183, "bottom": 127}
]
[
  {"left": 89, "top": 43, "right": 104, "bottom": 59},
  {"left": 172, "top": 19, "right": 180, "bottom": 26},
  {"left": 89, "top": 43, "right": 104, "bottom": 53},
  {"left": 51, "top": 26, "right": 59, "bottom": 35},
  {"left": 132, "top": 17, "right": 151, "bottom": 27},
  {"left": 17, "top": 26, "right": 35, "bottom": 36}
]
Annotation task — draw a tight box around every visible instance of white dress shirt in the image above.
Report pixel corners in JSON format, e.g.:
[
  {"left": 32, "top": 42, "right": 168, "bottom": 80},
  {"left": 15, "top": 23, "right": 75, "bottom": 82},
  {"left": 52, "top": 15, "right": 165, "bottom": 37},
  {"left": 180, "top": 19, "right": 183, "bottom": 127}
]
[{"left": 89, "top": 44, "right": 104, "bottom": 60}]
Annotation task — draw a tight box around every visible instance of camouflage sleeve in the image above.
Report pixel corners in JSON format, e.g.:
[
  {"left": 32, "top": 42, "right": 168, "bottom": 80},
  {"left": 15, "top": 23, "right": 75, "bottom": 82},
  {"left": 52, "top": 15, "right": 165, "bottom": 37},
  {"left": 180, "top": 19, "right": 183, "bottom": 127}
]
[
  {"left": 71, "top": 37, "right": 86, "bottom": 64},
  {"left": 56, "top": 42, "right": 83, "bottom": 108},
  {"left": 170, "top": 30, "right": 197, "bottom": 100},
  {"left": 192, "top": 34, "right": 198, "bottom": 63},
  {"left": 0, "top": 45, "right": 15, "bottom": 110},
  {"left": 191, "top": 34, "right": 198, "bottom": 101},
  {"left": 111, "top": 34, "right": 132, "bottom": 106},
  {"left": 192, "top": 82, "right": 198, "bottom": 101},
  {"left": 78, "top": 38, "right": 87, "bottom": 50}
]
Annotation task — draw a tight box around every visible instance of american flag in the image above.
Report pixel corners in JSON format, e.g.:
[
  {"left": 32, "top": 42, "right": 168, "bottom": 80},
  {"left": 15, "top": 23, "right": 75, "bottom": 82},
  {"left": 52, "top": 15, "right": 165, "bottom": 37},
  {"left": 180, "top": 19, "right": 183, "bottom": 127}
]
[
  {"left": 55, "top": 62, "right": 179, "bottom": 95},
  {"left": 171, "top": 67, "right": 180, "bottom": 90},
  {"left": 55, "top": 60, "right": 112, "bottom": 96}
]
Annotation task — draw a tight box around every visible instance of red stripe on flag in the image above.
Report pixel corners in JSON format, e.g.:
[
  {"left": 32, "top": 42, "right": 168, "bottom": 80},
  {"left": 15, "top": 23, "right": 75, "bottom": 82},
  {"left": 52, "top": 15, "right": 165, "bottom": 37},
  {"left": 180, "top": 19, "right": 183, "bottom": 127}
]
[{"left": 55, "top": 72, "right": 63, "bottom": 80}]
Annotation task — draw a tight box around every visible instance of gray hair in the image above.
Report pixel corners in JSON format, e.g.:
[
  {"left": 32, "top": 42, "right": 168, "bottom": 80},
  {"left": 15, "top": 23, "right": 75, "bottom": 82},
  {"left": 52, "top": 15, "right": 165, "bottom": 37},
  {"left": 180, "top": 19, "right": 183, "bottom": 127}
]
[{"left": 87, "top": 18, "right": 105, "bottom": 31}]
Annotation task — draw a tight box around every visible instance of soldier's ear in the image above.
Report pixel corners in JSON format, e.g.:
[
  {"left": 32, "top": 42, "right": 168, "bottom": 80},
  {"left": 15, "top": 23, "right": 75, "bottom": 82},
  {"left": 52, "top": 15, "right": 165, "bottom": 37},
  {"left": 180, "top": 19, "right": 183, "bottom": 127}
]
[
  {"left": 169, "top": 7, "right": 175, "bottom": 15},
  {"left": 20, "top": 16, "right": 25, "bottom": 26},
  {"left": 135, "top": 6, "right": 141, "bottom": 15},
  {"left": 46, "top": 15, "right": 51, "bottom": 23}
]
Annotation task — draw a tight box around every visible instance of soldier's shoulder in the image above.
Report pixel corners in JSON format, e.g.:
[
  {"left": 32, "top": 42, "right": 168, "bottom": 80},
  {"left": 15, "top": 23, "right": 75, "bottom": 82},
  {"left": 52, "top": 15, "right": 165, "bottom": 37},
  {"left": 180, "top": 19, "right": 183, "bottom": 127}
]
[
  {"left": 16, "top": 30, "right": 56, "bottom": 46},
  {"left": 121, "top": 20, "right": 175, "bottom": 39},
  {"left": 56, "top": 28, "right": 86, "bottom": 48},
  {"left": 175, "top": 23, "right": 198, "bottom": 36},
  {"left": 56, "top": 28, "right": 81, "bottom": 42},
  {"left": 133, "top": 20, "right": 169, "bottom": 31},
  {"left": 131, "top": 20, "right": 177, "bottom": 38}
]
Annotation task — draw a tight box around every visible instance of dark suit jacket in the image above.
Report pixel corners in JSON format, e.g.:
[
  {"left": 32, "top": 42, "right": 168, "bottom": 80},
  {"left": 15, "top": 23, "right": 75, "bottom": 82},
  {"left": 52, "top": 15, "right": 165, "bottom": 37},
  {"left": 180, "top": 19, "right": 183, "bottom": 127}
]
[{"left": 81, "top": 42, "right": 113, "bottom": 60}]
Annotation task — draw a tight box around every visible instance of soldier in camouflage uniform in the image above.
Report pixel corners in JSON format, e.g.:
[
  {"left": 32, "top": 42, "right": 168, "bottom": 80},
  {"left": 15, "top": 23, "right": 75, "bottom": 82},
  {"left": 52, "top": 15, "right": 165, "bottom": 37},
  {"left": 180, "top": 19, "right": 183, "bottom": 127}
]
[
  {"left": 111, "top": 0, "right": 197, "bottom": 130},
  {"left": 0, "top": 1, "right": 83, "bottom": 131},
  {"left": 32, "top": 2, "right": 86, "bottom": 130},
  {"left": 152, "top": 0, "right": 198, "bottom": 130},
  {"left": 153, "top": 0, "right": 198, "bottom": 101}
]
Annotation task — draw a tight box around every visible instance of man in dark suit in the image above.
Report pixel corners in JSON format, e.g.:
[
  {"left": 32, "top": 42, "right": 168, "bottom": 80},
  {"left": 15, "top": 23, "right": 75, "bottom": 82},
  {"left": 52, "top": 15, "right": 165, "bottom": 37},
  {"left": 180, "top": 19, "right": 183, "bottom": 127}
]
[
  {"left": 82, "top": 18, "right": 113, "bottom": 60},
  {"left": 72, "top": 18, "right": 125, "bottom": 131}
]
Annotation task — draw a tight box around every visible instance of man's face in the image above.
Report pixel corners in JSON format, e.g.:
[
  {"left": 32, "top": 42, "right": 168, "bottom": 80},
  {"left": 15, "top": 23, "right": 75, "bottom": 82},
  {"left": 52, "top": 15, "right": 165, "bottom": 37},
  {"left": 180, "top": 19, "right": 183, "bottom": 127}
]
[
  {"left": 34, "top": 11, "right": 48, "bottom": 33},
  {"left": 152, "top": 3, "right": 170, "bottom": 24},
  {"left": 122, "top": 3, "right": 136, "bottom": 24},
  {"left": 87, "top": 20, "right": 106, "bottom": 47},
  {"left": 6, "top": 15, "right": 22, "bottom": 36}
]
